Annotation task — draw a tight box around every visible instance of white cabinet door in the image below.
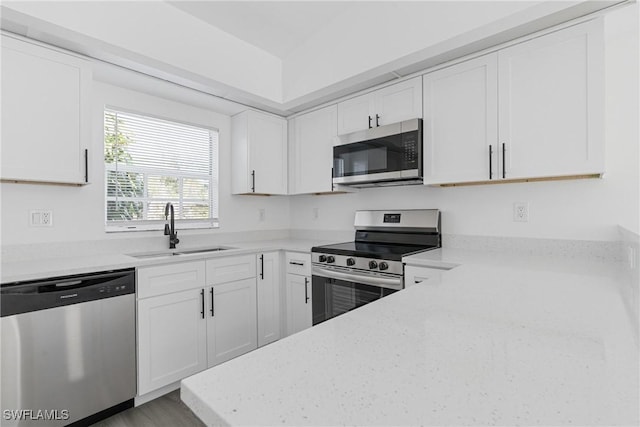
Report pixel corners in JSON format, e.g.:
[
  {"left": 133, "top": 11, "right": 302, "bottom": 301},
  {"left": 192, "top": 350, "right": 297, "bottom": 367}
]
[
  {"left": 207, "top": 278, "right": 258, "bottom": 367},
  {"left": 1, "top": 35, "right": 91, "bottom": 184},
  {"left": 289, "top": 105, "right": 337, "bottom": 194},
  {"left": 285, "top": 273, "right": 312, "bottom": 336},
  {"left": 337, "top": 93, "right": 374, "bottom": 135},
  {"left": 337, "top": 77, "right": 422, "bottom": 135},
  {"left": 404, "top": 265, "right": 444, "bottom": 288},
  {"left": 498, "top": 20, "right": 604, "bottom": 179},
  {"left": 257, "top": 252, "right": 281, "bottom": 347},
  {"left": 374, "top": 76, "right": 422, "bottom": 127},
  {"left": 249, "top": 111, "right": 288, "bottom": 194},
  {"left": 423, "top": 54, "right": 498, "bottom": 185},
  {"left": 138, "top": 288, "right": 207, "bottom": 395},
  {"left": 231, "top": 110, "right": 287, "bottom": 195}
]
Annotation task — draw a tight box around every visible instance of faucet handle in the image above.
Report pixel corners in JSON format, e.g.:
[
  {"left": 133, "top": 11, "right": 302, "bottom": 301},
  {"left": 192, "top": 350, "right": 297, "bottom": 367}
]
[{"left": 164, "top": 223, "right": 170, "bottom": 235}]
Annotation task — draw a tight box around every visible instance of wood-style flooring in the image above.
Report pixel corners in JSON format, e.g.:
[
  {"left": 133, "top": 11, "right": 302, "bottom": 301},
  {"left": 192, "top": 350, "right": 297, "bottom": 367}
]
[{"left": 91, "top": 391, "right": 205, "bottom": 427}]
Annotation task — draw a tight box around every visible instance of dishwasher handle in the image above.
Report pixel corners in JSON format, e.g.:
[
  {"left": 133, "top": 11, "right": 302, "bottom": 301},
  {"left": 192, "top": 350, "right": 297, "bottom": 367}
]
[
  {"left": 1, "top": 269, "right": 135, "bottom": 317},
  {"left": 34, "top": 270, "right": 135, "bottom": 294}
]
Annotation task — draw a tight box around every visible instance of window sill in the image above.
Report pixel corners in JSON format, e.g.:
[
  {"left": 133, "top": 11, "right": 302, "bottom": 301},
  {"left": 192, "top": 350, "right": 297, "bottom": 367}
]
[{"left": 105, "top": 220, "right": 219, "bottom": 233}]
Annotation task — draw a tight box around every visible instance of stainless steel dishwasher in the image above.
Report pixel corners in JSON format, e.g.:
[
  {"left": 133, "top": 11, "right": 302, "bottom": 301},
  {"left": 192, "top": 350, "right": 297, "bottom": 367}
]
[{"left": 1, "top": 269, "right": 136, "bottom": 427}]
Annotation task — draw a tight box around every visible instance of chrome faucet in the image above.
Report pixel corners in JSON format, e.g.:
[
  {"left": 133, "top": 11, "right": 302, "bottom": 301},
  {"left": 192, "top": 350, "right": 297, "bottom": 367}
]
[{"left": 164, "top": 202, "right": 180, "bottom": 249}]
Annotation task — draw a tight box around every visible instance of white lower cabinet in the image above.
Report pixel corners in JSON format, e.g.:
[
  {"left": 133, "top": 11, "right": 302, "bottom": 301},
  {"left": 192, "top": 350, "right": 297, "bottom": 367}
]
[
  {"left": 285, "top": 273, "right": 312, "bottom": 336},
  {"left": 137, "top": 255, "right": 261, "bottom": 396},
  {"left": 137, "top": 262, "right": 207, "bottom": 395},
  {"left": 284, "top": 252, "right": 312, "bottom": 336},
  {"left": 257, "top": 252, "right": 281, "bottom": 347},
  {"left": 207, "top": 278, "right": 258, "bottom": 367}
]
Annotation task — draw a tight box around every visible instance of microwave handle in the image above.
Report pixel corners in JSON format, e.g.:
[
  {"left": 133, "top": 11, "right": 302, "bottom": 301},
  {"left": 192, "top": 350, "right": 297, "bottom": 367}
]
[{"left": 331, "top": 167, "right": 334, "bottom": 191}]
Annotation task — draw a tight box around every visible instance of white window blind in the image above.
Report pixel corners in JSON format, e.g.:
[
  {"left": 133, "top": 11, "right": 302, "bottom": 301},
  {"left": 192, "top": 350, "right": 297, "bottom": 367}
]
[{"left": 104, "top": 108, "right": 218, "bottom": 231}]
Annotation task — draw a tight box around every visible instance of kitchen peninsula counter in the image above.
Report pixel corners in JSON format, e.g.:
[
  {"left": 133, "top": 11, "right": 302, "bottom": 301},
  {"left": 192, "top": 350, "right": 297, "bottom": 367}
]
[{"left": 181, "top": 249, "right": 639, "bottom": 426}]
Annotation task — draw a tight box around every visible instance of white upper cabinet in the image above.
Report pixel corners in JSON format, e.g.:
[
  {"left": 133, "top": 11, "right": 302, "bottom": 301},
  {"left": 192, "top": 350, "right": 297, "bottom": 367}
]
[
  {"left": 498, "top": 20, "right": 604, "bottom": 180},
  {"left": 232, "top": 110, "right": 288, "bottom": 195},
  {"left": 337, "top": 77, "right": 422, "bottom": 135},
  {"left": 423, "top": 54, "right": 498, "bottom": 185},
  {"left": 288, "top": 105, "right": 338, "bottom": 194},
  {"left": 422, "top": 19, "right": 604, "bottom": 185},
  {"left": 337, "top": 95, "right": 373, "bottom": 135},
  {"left": 374, "top": 77, "right": 423, "bottom": 128},
  {"left": 1, "top": 35, "right": 91, "bottom": 185}
]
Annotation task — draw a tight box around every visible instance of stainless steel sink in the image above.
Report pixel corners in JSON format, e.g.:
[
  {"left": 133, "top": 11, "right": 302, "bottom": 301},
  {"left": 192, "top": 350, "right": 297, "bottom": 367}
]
[
  {"left": 129, "top": 247, "right": 233, "bottom": 259},
  {"left": 173, "top": 247, "right": 231, "bottom": 255},
  {"left": 128, "top": 252, "right": 182, "bottom": 259}
]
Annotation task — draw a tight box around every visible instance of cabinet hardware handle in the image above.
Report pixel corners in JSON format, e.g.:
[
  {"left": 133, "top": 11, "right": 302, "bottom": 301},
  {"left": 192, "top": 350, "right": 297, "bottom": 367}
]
[
  {"left": 251, "top": 170, "right": 255, "bottom": 192},
  {"left": 260, "top": 254, "right": 264, "bottom": 280},
  {"left": 84, "top": 149, "right": 89, "bottom": 183},
  {"left": 502, "top": 143, "right": 506, "bottom": 179},
  {"left": 304, "top": 277, "right": 309, "bottom": 304},
  {"left": 368, "top": 115, "right": 372, "bottom": 129},
  {"left": 200, "top": 289, "right": 205, "bottom": 319},
  {"left": 210, "top": 288, "right": 214, "bottom": 317},
  {"left": 289, "top": 261, "right": 304, "bottom": 266},
  {"left": 489, "top": 145, "right": 493, "bottom": 180},
  {"left": 331, "top": 167, "right": 334, "bottom": 191},
  {"left": 376, "top": 114, "right": 380, "bottom": 127}
]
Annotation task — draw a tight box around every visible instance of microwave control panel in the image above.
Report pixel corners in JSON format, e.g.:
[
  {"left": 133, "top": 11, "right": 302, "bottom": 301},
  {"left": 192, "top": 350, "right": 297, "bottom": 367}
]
[{"left": 402, "top": 133, "right": 419, "bottom": 167}]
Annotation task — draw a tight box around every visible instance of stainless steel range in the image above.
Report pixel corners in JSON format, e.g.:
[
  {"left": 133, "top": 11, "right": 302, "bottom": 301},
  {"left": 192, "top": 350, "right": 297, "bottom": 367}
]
[{"left": 311, "top": 209, "right": 441, "bottom": 325}]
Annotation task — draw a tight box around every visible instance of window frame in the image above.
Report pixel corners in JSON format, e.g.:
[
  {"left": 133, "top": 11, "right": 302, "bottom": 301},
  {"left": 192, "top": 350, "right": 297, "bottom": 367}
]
[{"left": 103, "top": 106, "right": 219, "bottom": 233}]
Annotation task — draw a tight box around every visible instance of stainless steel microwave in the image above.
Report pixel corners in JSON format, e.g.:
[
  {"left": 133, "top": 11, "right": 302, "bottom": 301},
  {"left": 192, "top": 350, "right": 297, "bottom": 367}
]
[{"left": 332, "top": 118, "right": 422, "bottom": 187}]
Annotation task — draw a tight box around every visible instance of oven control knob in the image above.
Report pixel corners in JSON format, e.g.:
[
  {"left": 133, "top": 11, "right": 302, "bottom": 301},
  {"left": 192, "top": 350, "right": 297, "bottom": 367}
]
[
  {"left": 326, "top": 256, "right": 335, "bottom": 264},
  {"left": 379, "top": 262, "right": 389, "bottom": 271},
  {"left": 318, "top": 255, "right": 327, "bottom": 262},
  {"left": 369, "top": 260, "right": 378, "bottom": 269},
  {"left": 346, "top": 258, "right": 355, "bottom": 266}
]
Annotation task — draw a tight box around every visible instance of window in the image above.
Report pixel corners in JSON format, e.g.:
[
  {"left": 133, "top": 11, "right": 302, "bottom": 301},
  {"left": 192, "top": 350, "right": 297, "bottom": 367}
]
[{"left": 104, "top": 108, "right": 218, "bottom": 231}]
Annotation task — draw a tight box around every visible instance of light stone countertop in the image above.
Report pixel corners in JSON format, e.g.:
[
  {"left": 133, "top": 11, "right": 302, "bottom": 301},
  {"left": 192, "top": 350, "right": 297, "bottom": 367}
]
[
  {"left": 181, "top": 250, "right": 639, "bottom": 427},
  {"left": 402, "top": 247, "right": 625, "bottom": 278},
  {"left": 0, "top": 238, "right": 331, "bottom": 283}
]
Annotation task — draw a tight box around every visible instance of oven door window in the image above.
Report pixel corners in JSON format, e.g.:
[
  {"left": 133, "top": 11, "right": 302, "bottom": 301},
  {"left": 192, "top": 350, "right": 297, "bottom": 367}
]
[{"left": 312, "top": 275, "right": 397, "bottom": 325}]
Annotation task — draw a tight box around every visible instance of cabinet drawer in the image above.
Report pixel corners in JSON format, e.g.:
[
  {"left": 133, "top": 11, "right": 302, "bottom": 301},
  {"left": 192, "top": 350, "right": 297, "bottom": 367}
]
[
  {"left": 137, "top": 261, "right": 206, "bottom": 299},
  {"left": 206, "top": 255, "right": 256, "bottom": 285},
  {"left": 285, "top": 252, "right": 311, "bottom": 276}
]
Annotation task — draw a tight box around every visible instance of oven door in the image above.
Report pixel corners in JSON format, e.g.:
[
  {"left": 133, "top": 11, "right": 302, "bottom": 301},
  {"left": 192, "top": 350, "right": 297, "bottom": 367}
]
[{"left": 311, "top": 265, "right": 402, "bottom": 326}]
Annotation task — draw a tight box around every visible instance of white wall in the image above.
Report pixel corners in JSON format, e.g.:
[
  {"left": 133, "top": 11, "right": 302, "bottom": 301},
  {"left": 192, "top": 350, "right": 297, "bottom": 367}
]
[
  {"left": 289, "top": 4, "right": 639, "bottom": 242},
  {"left": 0, "top": 69, "right": 290, "bottom": 246},
  {"left": 282, "top": 1, "right": 547, "bottom": 102},
  {"left": 2, "top": 1, "right": 283, "bottom": 102}
]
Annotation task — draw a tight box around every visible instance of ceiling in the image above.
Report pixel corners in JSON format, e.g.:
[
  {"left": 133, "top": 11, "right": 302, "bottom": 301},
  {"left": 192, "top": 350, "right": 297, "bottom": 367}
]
[{"left": 167, "top": 1, "right": 352, "bottom": 59}]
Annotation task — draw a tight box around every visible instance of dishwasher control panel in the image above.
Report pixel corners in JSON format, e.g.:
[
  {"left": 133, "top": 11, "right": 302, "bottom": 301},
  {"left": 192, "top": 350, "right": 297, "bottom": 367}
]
[{"left": 1, "top": 269, "right": 135, "bottom": 317}]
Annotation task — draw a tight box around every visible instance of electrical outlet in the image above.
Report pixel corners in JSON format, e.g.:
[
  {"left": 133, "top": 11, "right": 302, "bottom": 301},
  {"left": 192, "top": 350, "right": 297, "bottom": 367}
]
[
  {"left": 41, "top": 211, "right": 52, "bottom": 226},
  {"left": 259, "top": 208, "right": 265, "bottom": 222},
  {"left": 30, "top": 210, "right": 53, "bottom": 227},
  {"left": 313, "top": 207, "right": 319, "bottom": 220},
  {"left": 513, "top": 203, "right": 529, "bottom": 222}
]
